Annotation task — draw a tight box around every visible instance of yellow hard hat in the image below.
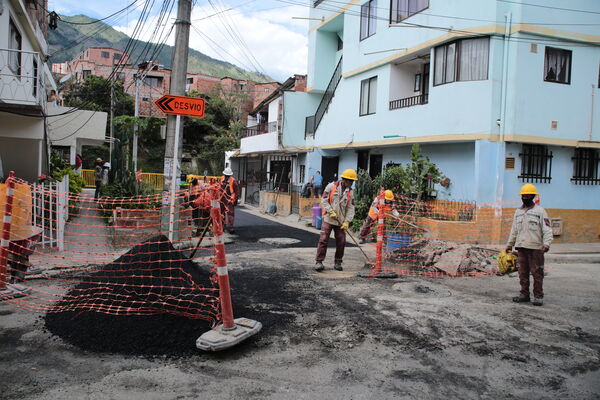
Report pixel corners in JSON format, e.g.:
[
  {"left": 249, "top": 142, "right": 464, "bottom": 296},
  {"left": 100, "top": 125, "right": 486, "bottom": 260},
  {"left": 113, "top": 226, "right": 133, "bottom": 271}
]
[
  {"left": 384, "top": 190, "right": 394, "bottom": 201},
  {"left": 519, "top": 183, "right": 538, "bottom": 195},
  {"left": 340, "top": 168, "right": 358, "bottom": 181}
]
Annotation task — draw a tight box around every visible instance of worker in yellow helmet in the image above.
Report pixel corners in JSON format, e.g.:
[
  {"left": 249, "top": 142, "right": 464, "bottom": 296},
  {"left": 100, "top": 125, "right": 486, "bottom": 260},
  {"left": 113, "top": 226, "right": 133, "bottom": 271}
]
[
  {"left": 315, "top": 168, "right": 357, "bottom": 272},
  {"left": 359, "top": 190, "right": 400, "bottom": 244},
  {"left": 506, "top": 183, "right": 553, "bottom": 306}
]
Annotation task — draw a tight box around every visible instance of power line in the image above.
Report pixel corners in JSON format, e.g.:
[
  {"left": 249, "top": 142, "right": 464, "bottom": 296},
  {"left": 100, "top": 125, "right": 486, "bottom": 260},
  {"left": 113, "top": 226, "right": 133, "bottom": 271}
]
[{"left": 59, "top": 1, "right": 141, "bottom": 25}]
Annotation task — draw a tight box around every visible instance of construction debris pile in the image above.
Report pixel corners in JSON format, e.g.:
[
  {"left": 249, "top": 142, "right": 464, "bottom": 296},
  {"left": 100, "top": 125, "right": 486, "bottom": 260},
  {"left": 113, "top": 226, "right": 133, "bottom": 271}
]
[{"left": 386, "top": 240, "right": 500, "bottom": 276}]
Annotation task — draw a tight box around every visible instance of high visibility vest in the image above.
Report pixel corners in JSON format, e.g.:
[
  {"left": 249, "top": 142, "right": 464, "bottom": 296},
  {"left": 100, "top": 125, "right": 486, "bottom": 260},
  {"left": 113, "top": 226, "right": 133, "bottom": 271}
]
[
  {"left": 322, "top": 182, "right": 352, "bottom": 216},
  {"left": 369, "top": 200, "right": 392, "bottom": 220},
  {"left": 220, "top": 176, "right": 237, "bottom": 201}
]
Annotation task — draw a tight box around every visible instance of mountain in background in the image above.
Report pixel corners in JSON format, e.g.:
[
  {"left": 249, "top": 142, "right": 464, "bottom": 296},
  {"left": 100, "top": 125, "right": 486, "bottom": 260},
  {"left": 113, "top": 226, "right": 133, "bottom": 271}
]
[{"left": 48, "top": 15, "right": 273, "bottom": 82}]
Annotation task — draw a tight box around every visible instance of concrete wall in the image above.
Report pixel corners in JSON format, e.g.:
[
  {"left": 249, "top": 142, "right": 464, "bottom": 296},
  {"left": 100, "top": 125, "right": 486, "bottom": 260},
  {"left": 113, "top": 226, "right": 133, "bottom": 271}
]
[
  {"left": 240, "top": 132, "right": 279, "bottom": 154},
  {"left": 0, "top": 136, "right": 43, "bottom": 182},
  {"left": 282, "top": 91, "right": 321, "bottom": 148}
]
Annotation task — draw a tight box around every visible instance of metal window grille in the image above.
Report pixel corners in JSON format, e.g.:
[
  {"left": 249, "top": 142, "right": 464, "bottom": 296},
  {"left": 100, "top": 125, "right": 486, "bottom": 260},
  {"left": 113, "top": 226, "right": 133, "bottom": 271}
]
[
  {"left": 518, "top": 144, "right": 553, "bottom": 183},
  {"left": 571, "top": 148, "right": 600, "bottom": 185}
]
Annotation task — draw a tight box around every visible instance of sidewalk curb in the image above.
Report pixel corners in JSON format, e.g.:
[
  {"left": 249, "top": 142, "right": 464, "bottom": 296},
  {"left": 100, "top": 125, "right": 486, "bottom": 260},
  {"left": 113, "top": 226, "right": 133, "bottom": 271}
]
[{"left": 546, "top": 254, "right": 600, "bottom": 264}]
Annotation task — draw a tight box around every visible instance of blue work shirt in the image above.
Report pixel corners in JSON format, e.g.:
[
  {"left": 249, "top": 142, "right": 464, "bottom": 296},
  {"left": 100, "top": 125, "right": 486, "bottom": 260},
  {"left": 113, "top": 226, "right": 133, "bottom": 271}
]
[{"left": 312, "top": 173, "right": 323, "bottom": 186}]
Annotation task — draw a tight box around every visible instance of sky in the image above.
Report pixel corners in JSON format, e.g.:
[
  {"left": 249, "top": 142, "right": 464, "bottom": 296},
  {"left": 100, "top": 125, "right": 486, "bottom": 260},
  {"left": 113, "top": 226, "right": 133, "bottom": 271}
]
[{"left": 48, "top": 0, "right": 312, "bottom": 81}]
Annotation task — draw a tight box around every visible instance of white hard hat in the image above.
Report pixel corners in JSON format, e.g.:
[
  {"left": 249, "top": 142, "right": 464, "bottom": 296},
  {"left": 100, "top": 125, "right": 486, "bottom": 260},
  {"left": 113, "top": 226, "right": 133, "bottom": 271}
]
[{"left": 222, "top": 167, "right": 233, "bottom": 176}]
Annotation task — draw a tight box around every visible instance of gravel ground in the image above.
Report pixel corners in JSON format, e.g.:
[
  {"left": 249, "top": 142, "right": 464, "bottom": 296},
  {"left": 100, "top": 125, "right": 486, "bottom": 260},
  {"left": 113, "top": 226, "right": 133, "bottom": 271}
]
[{"left": 0, "top": 211, "right": 599, "bottom": 399}]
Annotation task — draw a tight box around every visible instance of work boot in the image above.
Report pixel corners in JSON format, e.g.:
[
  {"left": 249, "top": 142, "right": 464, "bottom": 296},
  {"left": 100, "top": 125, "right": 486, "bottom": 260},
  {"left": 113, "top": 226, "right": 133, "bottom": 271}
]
[
  {"left": 314, "top": 262, "right": 325, "bottom": 272},
  {"left": 334, "top": 262, "right": 343, "bottom": 271},
  {"left": 532, "top": 298, "right": 543, "bottom": 306},
  {"left": 512, "top": 295, "right": 530, "bottom": 303}
]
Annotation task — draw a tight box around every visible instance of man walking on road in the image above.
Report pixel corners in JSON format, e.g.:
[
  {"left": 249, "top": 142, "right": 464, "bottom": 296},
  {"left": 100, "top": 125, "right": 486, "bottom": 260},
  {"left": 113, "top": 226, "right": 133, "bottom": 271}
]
[
  {"left": 315, "top": 169, "right": 357, "bottom": 272},
  {"left": 506, "top": 183, "right": 553, "bottom": 306}
]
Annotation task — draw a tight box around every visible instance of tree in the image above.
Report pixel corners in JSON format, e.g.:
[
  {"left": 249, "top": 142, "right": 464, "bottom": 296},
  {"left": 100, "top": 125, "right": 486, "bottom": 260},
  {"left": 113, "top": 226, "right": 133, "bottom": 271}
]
[
  {"left": 183, "top": 87, "right": 245, "bottom": 175},
  {"left": 63, "top": 75, "right": 134, "bottom": 116}
]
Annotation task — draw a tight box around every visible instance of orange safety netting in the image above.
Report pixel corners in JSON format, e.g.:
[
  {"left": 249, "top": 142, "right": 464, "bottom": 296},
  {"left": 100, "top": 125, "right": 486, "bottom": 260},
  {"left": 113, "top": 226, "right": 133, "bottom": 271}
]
[
  {"left": 0, "top": 175, "right": 238, "bottom": 325},
  {"left": 364, "top": 192, "right": 520, "bottom": 278}
]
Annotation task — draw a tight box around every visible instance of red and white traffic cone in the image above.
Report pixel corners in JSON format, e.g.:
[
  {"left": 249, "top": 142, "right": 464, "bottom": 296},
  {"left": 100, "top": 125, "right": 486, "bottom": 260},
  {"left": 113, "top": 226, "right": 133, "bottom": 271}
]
[
  {"left": 196, "top": 184, "right": 261, "bottom": 351},
  {"left": 1, "top": 172, "right": 32, "bottom": 301}
]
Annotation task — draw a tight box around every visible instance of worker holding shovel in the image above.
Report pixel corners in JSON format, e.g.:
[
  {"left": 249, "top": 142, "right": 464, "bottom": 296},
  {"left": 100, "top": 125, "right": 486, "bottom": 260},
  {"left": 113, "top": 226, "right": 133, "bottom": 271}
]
[
  {"left": 358, "top": 190, "right": 400, "bottom": 244},
  {"left": 314, "top": 169, "right": 357, "bottom": 272}
]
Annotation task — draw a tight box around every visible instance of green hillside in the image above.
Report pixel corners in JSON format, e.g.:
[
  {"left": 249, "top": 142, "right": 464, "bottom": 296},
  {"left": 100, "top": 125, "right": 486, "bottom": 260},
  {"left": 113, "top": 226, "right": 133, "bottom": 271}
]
[{"left": 48, "top": 14, "right": 273, "bottom": 82}]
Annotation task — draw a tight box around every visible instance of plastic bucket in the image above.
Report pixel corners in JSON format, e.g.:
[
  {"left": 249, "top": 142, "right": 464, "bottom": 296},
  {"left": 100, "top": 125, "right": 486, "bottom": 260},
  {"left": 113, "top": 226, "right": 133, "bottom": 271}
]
[
  {"left": 315, "top": 216, "right": 323, "bottom": 230},
  {"left": 386, "top": 234, "right": 410, "bottom": 252}
]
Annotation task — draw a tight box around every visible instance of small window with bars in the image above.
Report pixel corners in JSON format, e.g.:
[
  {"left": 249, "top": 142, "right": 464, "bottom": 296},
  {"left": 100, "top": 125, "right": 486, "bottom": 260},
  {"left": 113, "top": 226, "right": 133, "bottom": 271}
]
[
  {"left": 518, "top": 144, "right": 553, "bottom": 183},
  {"left": 571, "top": 148, "right": 600, "bottom": 185}
]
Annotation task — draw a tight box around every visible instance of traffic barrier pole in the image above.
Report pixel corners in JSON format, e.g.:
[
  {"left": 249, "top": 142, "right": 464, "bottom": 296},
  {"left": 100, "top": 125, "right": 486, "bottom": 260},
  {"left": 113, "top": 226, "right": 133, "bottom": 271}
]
[
  {"left": 0, "top": 171, "right": 15, "bottom": 290},
  {"left": 373, "top": 188, "right": 385, "bottom": 275},
  {"left": 209, "top": 185, "right": 234, "bottom": 329}
]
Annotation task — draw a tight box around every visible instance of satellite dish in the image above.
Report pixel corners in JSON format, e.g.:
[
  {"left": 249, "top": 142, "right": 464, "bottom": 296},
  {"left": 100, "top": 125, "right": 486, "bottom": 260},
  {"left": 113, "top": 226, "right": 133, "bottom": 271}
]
[{"left": 59, "top": 73, "right": 72, "bottom": 84}]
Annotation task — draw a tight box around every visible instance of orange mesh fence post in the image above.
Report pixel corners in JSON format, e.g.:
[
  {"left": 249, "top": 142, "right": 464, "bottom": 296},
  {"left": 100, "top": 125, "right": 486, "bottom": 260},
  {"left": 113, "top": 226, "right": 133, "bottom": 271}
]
[
  {"left": 0, "top": 171, "right": 15, "bottom": 290},
  {"left": 373, "top": 189, "right": 385, "bottom": 275},
  {"left": 209, "top": 184, "right": 235, "bottom": 329}
]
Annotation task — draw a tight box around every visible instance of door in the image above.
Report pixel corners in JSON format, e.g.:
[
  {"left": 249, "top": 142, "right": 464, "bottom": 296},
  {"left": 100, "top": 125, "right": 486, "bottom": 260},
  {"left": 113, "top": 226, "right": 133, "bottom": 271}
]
[
  {"left": 369, "top": 154, "right": 383, "bottom": 178},
  {"left": 321, "top": 156, "right": 339, "bottom": 187},
  {"left": 270, "top": 160, "right": 291, "bottom": 192},
  {"left": 357, "top": 150, "right": 369, "bottom": 173},
  {"left": 422, "top": 63, "right": 430, "bottom": 96}
]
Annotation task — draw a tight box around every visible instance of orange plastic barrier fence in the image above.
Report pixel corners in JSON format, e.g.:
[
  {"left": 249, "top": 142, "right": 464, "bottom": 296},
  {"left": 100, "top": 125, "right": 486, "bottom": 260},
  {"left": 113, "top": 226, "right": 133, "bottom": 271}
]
[
  {"left": 0, "top": 174, "right": 239, "bottom": 325},
  {"left": 362, "top": 194, "right": 519, "bottom": 278}
]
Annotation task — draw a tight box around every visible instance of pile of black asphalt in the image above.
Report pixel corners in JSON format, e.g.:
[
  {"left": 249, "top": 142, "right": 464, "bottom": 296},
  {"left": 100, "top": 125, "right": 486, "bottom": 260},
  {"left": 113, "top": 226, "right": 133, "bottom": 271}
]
[{"left": 43, "top": 234, "right": 308, "bottom": 358}]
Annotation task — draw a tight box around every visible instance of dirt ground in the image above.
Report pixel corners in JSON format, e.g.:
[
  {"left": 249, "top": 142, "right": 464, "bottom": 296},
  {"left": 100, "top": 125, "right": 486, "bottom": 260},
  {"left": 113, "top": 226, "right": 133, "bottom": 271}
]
[{"left": 1, "top": 211, "right": 599, "bottom": 399}]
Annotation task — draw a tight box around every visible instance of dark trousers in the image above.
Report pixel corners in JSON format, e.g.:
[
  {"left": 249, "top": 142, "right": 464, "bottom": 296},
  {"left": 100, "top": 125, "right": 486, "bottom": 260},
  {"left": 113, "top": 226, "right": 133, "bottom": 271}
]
[
  {"left": 316, "top": 221, "right": 346, "bottom": 263},
  {"left": 517, "top": 248, "right": 545, "bottom": 299},
  {"left": 359, "top": 216, "right": 376, "bottom": 241},
  {"left": 192, "top": 207, "right": 210, "bottom": 234},
  {"left": 94, "top": 182, "right": 102, "bottom": 199}
]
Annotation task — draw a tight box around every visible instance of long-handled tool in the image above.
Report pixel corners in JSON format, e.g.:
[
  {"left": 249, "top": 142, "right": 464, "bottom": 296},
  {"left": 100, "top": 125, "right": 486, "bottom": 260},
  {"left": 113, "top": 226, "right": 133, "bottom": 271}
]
[
  {"left": 190, "top": 218, "right": 213, "bottom": 258},
  {"left": 330, "top": 214, "right": 372, "bottom": 266}
]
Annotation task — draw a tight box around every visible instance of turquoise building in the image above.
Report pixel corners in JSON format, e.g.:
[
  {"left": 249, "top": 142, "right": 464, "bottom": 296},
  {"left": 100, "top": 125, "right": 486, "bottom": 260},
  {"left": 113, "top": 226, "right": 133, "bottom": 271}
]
[{"left": 287, "top": 0, "right": 600, "bottom": 241}]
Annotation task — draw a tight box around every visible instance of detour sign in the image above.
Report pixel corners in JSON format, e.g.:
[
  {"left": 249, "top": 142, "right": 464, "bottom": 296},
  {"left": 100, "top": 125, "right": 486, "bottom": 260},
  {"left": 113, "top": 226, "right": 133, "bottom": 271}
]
[{"left": 154, "top": 95, "right": 205, "bottom": 117}]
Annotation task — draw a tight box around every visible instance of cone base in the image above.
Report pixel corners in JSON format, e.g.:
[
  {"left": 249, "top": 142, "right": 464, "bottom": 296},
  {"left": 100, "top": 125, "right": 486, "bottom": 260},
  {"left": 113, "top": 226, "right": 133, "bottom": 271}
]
[{"left": 196, "top": 317, "right": 262, "bottom": 351}]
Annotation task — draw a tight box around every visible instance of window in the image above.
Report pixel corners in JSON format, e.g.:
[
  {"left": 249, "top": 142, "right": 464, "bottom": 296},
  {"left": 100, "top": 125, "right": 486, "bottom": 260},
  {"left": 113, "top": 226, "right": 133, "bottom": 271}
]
[
  {"left": 101, "top": 51, "right": 110, "bottom": 58},
  {"left": 414, "top": 73, "right": 421, "bottom": 92},
  {"left": 8, "top": 19, "right": 22, "bottom": 75},
  {"left": 390, "top": 0, "right": 429, "bottom": 23},
  {"left": 434, "top": 37, "right": 489, "bottom": 86},
  {"left": 263, "top": 88, "right": 270, "bottom": 93},
  {"left": 117, "top": 72, "right": 126, "bottom": 83},
  {"left": 544, "top": 47, "right": 571, "bottom": 84},
  {"left": 144, "top": 76, "right": 162, "bottom": 87},
  {"left": 571, "top": 148, "right": 600, "bottom": 185},
  {"left": 186, "top": 77, "right": 193, "bottom": 84},
  {"left": 299, "top": 165, "right": 306, "bottom": 184},
  {"left": 113, "top": 53, "right": 122, "bottom": 60},
  {"left": 360, "top": 76, "right": 377, "bottom": 116},
  {"left": 518, "top": 144, "right": 553, "bottom": 183},
  {"left": 82, "top": 70, "right": 91, "bottom": 79},
  {"left": 360, "top": 0, "right": 377, "bottom": 41},
  {"left": 32, "top": 58, "right": 38, "bottom": 97}
]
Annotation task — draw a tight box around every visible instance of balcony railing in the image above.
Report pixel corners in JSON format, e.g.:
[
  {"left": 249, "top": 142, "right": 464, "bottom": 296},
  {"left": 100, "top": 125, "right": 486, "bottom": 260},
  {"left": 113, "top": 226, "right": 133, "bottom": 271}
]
[
  {"left": 243, "top": 121, "right": 279, "bottom": 138},
  {"left": 0, "top": 48, "right": 45, "bottom": 107},
  {"left": 389, "top": 94, "right": 428, "bottom": 110}
]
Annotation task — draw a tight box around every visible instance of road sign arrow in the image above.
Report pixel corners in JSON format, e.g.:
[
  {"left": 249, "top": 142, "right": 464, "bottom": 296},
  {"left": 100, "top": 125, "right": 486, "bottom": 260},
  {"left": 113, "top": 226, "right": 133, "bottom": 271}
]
[{"left": 154, "top": 95, "right": 206, "bottom": 117}]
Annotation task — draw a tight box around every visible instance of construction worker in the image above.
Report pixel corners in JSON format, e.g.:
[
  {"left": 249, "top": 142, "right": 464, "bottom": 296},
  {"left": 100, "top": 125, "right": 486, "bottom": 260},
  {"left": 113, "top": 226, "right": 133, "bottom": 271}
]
[
  {"left": 506, "top": 183, "right": 553, "bottom": 306},
  {"left": 93, "top": 158, "right": 103, "bottom": 199},
  {"left": 220, "top": 167, "right": 239, "bottom": 234},
  {"left": 188, "top": 178, "right": 210, "bottom": 236},
  {"left": 359, "top": 190, "right": 400, "bottom": 243},
  {"left": 315, "top": 168, "right": 357, "bottom": 272}
]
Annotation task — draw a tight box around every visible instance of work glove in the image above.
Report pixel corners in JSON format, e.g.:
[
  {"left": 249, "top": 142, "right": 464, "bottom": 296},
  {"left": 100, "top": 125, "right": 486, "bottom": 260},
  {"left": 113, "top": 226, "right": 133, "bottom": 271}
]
[
  {"left": 341, "top": 221, "right": 349, "bottom": 231},
  {"left": 329, "top": 211, "right": 337, "bottom": 219}
]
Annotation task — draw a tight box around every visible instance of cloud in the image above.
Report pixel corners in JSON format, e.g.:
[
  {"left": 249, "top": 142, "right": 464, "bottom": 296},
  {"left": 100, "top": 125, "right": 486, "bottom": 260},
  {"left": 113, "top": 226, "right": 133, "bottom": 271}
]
[{"left": 112, "top": 2, "right": 309, "bottom": 81}]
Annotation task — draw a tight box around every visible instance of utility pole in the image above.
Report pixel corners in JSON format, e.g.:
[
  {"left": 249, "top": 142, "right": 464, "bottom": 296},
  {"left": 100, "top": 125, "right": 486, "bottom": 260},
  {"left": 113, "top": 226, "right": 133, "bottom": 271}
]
[
  {"left": 109, "top": 79, "right": 114, "bottom": 165},
  {"left": 133, "top": 74, "right": 140, "bottom": 172},
  {"left": 163, "top": 0, "right": 192, "bottom": 190},
  {"left": 162, "top": 0, "right": 192, "bottom": 241}
]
